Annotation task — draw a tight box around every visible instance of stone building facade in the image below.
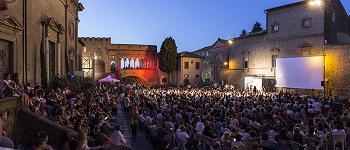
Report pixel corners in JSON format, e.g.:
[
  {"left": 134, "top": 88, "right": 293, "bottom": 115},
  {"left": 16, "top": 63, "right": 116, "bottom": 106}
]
[
  {"left": 0, "top": 0, "right": 84, "bottom": 85},
  {"left": 169, "top": 52, "right": 202, "bottom": 86},
  {"left": 220, "top": 0, "right": 350, "bottom": 96},
  {"left": 79, "top": 37, "right": 159, "bottom": 86},
  {"left": 193, "top": 38, "right": 229, "bottom": 83}
]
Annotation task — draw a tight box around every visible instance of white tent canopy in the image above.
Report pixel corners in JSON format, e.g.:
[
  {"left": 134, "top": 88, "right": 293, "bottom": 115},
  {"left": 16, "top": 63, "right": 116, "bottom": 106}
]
[{"left": 98, "top": 75, "right": 120, "bottom": 83}]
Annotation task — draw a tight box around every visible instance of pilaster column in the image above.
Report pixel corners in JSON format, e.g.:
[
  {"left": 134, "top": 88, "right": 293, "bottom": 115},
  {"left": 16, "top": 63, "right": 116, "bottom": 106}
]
[
  {"left": 57, "top": 36, "right": 61, "bottom": 76},
  {"left": 133, "top": 58, "right": 136, "bottom": 69}
]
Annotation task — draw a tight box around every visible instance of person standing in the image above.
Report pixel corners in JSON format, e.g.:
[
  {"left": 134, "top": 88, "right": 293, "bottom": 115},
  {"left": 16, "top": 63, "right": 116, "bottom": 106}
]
[
  {"left": 123, "top": 95, "right": 131, "bottom": 118},
  {"left": 130, "top": 115, "right": 139, "bottom": 141}
]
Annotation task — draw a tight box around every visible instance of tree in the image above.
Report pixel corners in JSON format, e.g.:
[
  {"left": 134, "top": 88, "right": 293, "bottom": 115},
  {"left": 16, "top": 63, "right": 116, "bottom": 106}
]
[
  {"left": 158, "top": 36, "right": 177, "bottom": 84},
  {"left": 240, "top": 29, "right": 248, "bottom": 37},
  {"left": 252, "top": 21, "right": 263, "bottom": 33}
]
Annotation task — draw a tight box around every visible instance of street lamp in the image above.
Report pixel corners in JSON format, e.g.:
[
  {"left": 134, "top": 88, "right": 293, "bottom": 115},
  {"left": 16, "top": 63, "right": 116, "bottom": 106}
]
[{"left": 309, "top": 0, "right": 322, "bottom": 6}]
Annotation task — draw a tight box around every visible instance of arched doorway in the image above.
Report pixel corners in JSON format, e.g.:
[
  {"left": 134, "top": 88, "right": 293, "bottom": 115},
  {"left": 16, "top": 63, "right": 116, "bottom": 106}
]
[
  {"left": 95, "top": 58, "right": 105, "bottom": 73},
  {"left": 122, "top": 76, "right": 148, "bottom": 87},
  {"left": 110, "top": 61, "right": 116, "bottom": 72},
  {"left": 213, "top": 53, "right": 224, "bottom": 81}
]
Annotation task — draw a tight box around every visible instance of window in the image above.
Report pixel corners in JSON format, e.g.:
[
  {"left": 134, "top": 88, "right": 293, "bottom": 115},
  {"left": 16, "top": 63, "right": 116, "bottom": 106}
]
[
  {"left": 244, "top": 57, "right": 248, "bottom": 68},
  {"left": 272, "top": 55, "right": 277, "bottom": 67},
  {"left": 272, "top": 24, "right": 279, "bottom": 32},
  {"left": 301, "top": 51, "right": 311, "bottom": 56},
  {"left": 302, "top": 19, "right": 311, "bottom": 28},
  {"left": 206, "top": 51, "right": 209, "bottom": 56},
  {"left": 184, "top": 62, "right": 189, "bottom": 69},
  {"left": 195, "top": 75, "right": 199, "bottom": 77},
  {"left": 195, "top": 62, "right": 200, "bottom": 69},
  {"left": 332, "top": 12, "right": 335, "bottom": 23},
  {"left": 162, "top": 78, "right": 167, "bottom": 83}
]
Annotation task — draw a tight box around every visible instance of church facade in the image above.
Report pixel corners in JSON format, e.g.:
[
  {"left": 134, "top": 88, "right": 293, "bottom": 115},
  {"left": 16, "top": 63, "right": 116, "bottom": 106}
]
[{"left": 0, "top": 0, "right": 84, "bottom": 85}]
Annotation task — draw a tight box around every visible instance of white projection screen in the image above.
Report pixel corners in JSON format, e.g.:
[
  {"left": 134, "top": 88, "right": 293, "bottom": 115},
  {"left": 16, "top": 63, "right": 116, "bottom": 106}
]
[{"left": 276, "top": 56, "right": 324, "bottom": 89}]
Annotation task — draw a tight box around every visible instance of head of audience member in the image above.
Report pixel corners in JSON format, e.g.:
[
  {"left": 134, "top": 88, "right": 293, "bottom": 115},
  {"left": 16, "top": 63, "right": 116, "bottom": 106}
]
[
  {"left": 213, "top": 141, "right": 221, "bottom": 150},
  {"left": 3, "top": 73, "right": 10, "bottom": 80},
  {"left": 252, "top": 142, "right": 260, "bottom": 150},
  {"left": 191, "top": 138, "right": 201, "bottom": 148},
  {"left": 12, "top": 73, "right": 19, "bottom": 85},
  {"left": 261, "top": 132, "right": 269, "bottom": 141},
  {"left": 0, "top": 0, "right": 8, "bottom": 13},
  {"left": 235, "top": 134, "right": 242, "bottom": 141},
  {"left": 115, "top": 124, "right": 122, "bottom": 131},
  {"left": 336, "top": 123, "right": 343, "bottom": 130},
  {"left": 35, "top": 131, "right": 49, "bottom": 146}
]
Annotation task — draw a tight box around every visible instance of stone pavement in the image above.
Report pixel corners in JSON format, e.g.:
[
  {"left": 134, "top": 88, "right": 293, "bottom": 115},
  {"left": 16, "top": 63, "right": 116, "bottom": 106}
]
[{"left": 110, "top": 106, "right": 153, "bottom": 150}]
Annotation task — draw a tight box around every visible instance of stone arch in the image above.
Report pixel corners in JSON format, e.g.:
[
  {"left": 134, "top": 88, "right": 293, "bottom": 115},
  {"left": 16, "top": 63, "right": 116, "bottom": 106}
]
[
  {"left": 95, "top": 58, "right": 105, "bottom": 73},
  {"left": 214, "top": 53, "right": 224, "bottom": 62},
  {"left": 122, "top": 76, "right": 148, "bottom": 87},
  {"left": 269, "top": 47, "right": 280, "bottom": 53},
  {"left": 299, "top": 44, "right": 313, "bottom": 56}
]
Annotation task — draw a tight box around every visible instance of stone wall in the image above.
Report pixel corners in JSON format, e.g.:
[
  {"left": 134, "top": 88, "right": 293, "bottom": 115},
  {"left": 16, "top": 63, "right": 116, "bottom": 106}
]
[
  {"left": 0, "top": 97, "right": 77, "bottom": 149},
  {"left": 0, "top": 97, "right": 21, "bottom": 141},
  {"left": 325, "top": 44, "right": 350, "bottom": 98},
  {"left": 266, "top": 2, "right": 324, "bottom": 40},
  {"left": 15, "top": 109, "right": 77, "bottom": 149}
]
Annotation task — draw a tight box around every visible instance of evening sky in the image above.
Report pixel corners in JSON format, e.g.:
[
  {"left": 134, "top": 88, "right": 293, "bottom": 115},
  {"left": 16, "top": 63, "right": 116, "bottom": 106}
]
[{"left": 78, "top": 0, "right": 350, "bottom": 52}]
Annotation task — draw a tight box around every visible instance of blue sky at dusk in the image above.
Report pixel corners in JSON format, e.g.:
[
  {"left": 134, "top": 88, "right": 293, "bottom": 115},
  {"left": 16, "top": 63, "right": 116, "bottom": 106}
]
[{"left": 78, "top": 0, "right": 350, "bottom": 52}]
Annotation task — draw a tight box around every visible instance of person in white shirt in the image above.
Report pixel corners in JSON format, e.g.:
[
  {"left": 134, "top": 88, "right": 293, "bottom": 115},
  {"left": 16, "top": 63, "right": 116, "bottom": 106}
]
[
  {"left": 177, "top": 126, "right": 190, "bottom": 144},
  {"left": 111, "top": 125, "right": 126, "bottom": 145},
  {"left": 313, "top": 100, "right": 322, "bottom": 114},
  {"left": 332, "top": 123, "right": 346, "bottom": 135},
  {"left": 249, "top": 117, "right": 261, "bottom": 129},
  {"left": 195, "top": 118, "right": 205, "bottom": 133},
  {"left": 144, "top": 115, "right": 153, "bottom": 126},
  {"left": 230, "top": 113, "right": 239, "bottom": 129},
  {"left": 0, "top": 73, "right": 19, "bottom": 97},
  {"left": 110, "top": 125, "right": 133, "bottom": 150},
  {"left": 231, "top": 134, "right": 246, "bottom": 150}
]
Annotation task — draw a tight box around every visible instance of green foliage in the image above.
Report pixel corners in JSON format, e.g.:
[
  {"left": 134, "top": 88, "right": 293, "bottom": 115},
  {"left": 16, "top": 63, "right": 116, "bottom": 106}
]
[
  {"left": 40, "top": 40, "right": 48, "bottom": 88},
  {"left": 49, "top": 76, "right": 68, "bottom": 90},
  {"left": 239, "top": 29, "right": 248, "bottom": 37},
  {"left": 252, "top": 21, "right": 263, "bottom": 33},
  {"left": 49, "top": 76, "right": 95, "bottom": 93},
  {"left": 158, "top": 36, "right": 177, "bottom": 83},
  {"left": 183, "top": 78, "right": 190, "bottom": 86}
]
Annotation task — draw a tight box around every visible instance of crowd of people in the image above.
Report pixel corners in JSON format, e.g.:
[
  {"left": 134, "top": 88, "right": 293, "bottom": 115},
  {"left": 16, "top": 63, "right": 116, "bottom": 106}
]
[
  {"left": 126, "top": 85, "right": 349, "bottom": 150},
  {"left": 2, "top": 57, "right": 345, "bottom": 147},
  {"left": 1, "top": 71, "right": 350, "bottom": 150}
]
